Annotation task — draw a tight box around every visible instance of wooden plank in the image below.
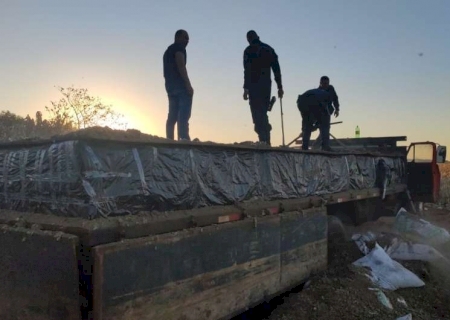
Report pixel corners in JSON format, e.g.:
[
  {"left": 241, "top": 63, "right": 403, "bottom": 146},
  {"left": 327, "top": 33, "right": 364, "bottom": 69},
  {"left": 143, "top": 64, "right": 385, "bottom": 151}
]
[
  {"left": 0, "top": 225, "right": 80, "bottom": 320},
  {"left": 296, "top": 136, "right": 407, "bottom": 146},
  {"left": 0, "top": 206, "right": 246, "bottom": 246},
  {"left": 310, "top": 146, "right": 407, "bottom": 152},
  {"left": 0, "top": 185, "right": 408, "bottom": 248},
  {"left": 92, "top": 208, "right": 328, "bottom": 320},
  {"left": 309, "top": 146, "right": 407, "bottom": 156}
]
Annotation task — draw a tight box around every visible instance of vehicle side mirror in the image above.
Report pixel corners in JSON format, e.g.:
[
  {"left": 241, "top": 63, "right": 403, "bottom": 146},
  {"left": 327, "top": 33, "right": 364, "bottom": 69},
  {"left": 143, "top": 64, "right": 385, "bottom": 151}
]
[{"left": 437, "top": 146, "right": 446, "bottom": 163}]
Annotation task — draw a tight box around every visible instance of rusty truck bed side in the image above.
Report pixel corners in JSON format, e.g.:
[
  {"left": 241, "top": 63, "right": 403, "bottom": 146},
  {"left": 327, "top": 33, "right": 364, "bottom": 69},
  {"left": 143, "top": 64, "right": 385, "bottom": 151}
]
[{"left": 92, "top": 207, "right": 327, "bottom": 320}]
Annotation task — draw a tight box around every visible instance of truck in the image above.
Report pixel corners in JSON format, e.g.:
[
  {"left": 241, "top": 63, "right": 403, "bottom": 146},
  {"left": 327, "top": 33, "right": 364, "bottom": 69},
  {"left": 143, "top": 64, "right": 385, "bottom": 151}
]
[{"left": 0, "top": 130, "right": 446, "bottom": 320}]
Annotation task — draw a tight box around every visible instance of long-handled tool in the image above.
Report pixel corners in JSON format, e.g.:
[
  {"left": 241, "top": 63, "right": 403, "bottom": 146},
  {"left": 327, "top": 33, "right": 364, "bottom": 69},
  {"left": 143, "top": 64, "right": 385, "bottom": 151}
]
[
  {"left": 286, "top": 121, "right": 343, "bottom": 147},
  {"left": 280, "top": 97, "right": 285, "bottom": 146}
]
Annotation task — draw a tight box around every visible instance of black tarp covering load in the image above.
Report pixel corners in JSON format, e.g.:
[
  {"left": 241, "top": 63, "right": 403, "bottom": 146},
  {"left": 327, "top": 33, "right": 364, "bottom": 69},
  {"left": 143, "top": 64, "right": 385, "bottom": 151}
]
[{"left": 0, "top": 139, "right": 406, "bottom": 219}]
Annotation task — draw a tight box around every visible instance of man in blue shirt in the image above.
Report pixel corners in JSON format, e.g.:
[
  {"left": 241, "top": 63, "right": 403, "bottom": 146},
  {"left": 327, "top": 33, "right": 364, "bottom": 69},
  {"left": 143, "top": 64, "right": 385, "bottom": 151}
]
[
  {"left": 163, "top": 29, "right": 194, "bottom": 141},
  {"left": 243, "top": 30, "right": 284, "bottom": 146}
]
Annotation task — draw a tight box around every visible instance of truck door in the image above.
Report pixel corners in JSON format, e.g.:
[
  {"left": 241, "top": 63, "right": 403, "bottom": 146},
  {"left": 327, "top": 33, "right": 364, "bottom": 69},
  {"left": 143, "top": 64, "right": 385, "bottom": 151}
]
[{"left": 407, "top": 142, "right": 441, "bottom": 203}]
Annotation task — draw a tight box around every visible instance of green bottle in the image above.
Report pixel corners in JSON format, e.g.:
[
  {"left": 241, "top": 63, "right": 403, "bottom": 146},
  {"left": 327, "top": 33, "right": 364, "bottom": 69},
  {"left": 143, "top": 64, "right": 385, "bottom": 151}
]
[{"left": 355, "top": 125, "right": 360, "bottom": 138}]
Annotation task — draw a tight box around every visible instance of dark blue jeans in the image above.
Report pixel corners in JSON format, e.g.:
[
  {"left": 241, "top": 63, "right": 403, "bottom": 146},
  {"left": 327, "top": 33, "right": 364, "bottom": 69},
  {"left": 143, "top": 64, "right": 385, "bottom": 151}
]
[
  {"left": 166, "top": 91, "right": 193, "bottom": 140},
  {"left": 320, "top": 112, "right": 331, "bottom": 149},
  {"left": 248, "top": 86, "right": 271, "bottom": 144},
  {"left": 301, "top": 108, "right": 331, "bottom": 150}
]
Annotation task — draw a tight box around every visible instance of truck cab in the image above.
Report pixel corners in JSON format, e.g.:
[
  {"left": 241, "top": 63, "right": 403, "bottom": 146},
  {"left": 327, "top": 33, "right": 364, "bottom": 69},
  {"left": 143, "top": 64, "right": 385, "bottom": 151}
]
[{"left": 407, "top": 142, "right": 446, "bottom": 203}]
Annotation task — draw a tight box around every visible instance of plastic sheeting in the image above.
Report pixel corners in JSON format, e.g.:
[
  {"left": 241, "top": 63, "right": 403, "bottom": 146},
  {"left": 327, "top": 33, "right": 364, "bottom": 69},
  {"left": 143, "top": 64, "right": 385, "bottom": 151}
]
[
  {"left": 353, "top": 243, "right": 425, "bottom": 290},
  {"left": 0, "top": 139, "right": 406, "bottom": 218}
]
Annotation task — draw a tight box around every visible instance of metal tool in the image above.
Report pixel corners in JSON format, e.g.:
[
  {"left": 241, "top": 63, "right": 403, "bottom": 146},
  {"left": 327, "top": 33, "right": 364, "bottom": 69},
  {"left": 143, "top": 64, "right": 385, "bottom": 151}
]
[
  {"left": 286, "top": 121, "right": 343, "bottom": 147},
  {"left": 280, "top": 98, "right": 285, "bottom": 146}
]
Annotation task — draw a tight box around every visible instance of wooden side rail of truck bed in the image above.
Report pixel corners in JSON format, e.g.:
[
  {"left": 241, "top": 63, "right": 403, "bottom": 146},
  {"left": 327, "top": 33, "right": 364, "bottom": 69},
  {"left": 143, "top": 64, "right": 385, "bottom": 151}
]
[{"left": 0, "top": 184, "right": 407, "bottom": 247}]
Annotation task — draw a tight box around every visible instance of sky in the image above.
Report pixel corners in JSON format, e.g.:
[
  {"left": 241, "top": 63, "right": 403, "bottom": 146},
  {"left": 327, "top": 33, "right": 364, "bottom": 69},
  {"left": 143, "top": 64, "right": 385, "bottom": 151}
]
[{"left": 1, "top": 0, "right": 449, "bottom": 149}]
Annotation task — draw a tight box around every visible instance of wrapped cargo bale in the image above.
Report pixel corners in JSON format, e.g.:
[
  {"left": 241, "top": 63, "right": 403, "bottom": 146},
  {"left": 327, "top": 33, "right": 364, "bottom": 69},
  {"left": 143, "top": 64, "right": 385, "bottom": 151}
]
[{"left": 0, "top": 129, "right": 406, "bottom": 219}]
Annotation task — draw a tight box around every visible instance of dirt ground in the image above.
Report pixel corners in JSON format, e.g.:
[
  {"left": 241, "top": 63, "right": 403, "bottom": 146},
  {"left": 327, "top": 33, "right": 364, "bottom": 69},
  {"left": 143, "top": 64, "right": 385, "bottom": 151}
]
[{"left": 249, "top": 208, "right": 448, "bottom": 320}]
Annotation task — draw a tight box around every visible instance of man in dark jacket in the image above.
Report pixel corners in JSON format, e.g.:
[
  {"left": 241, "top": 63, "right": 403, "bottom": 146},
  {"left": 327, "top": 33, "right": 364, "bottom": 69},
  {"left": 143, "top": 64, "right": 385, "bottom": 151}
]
[
  {"left": 318, "top": 76, "right": 340, "bottom": 150},
  {"left": 243, "top": 30, "right": 284, "bottom": 146},
  {"left": 297, "top": 76, "right": 340, "bottom": 151}
]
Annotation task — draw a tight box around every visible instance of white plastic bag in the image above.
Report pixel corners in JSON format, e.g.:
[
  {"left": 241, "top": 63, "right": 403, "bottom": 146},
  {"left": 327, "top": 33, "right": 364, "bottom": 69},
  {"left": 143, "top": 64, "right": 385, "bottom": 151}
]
[
  {"left": 386, "top": 238, "right": 447, "bottom": 262},
  {"left": 353, "top": 243, "right": 425, "bottom": 290},
  {"left": 395, "top": 208, "right": 450, "bottom": 246},
  {"left": 352, "top": 232, "right": 377, "bottom": 255}
]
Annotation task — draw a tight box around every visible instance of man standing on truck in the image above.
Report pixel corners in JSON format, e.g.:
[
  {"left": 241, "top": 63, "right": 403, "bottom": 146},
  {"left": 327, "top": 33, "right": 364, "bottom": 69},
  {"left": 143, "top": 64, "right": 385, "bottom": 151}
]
[
  {"left": 243, "top": 30, "right": 284, "bottom": 146},
  {"left": 163, "top": 29, "right": 194, "bottom": 141},
  {"left": 297, "top": 76, "right": 339, "bottom": 151},
  {"left": 318, "top": 76, "right": 340, "bottom": 151}
]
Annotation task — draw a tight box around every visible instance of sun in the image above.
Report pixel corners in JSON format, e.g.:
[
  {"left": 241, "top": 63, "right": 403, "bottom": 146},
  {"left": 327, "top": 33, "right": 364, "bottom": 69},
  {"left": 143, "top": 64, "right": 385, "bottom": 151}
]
[{"left": 102, "top": 99, "right": 159, "bottom": 135}]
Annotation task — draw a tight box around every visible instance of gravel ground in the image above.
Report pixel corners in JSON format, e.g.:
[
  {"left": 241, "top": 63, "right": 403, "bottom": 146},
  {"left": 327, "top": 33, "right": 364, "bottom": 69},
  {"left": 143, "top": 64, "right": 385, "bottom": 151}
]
[{"left": 268, "top": 241, "right": 450, "bottom": 320}]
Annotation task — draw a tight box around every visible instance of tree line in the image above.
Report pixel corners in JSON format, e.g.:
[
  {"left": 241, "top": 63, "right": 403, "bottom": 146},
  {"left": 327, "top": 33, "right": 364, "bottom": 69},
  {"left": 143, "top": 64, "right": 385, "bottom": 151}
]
[{"left": 0, "top": 86, "right": 124, "bottom": 142}]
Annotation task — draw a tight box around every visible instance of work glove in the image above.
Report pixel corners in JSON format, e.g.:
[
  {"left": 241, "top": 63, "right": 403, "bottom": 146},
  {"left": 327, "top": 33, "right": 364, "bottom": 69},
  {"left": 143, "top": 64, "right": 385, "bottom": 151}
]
[{"left": 278, "top": 88, "right": 284, "bottom": 99}]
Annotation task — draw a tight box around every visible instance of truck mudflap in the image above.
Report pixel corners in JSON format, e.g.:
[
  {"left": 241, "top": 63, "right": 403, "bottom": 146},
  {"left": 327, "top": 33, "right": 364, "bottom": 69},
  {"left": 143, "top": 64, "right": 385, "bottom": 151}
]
[
  {"left": 92, "top": 207, "right": 327, "bottom": 320},
  {"left": 0, "top": 225, "right": 80, "bottom": 320}
]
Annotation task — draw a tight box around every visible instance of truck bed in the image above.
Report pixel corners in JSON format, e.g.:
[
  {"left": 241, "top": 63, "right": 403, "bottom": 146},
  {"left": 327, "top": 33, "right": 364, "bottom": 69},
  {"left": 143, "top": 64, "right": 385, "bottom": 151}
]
[{"left": 0, "top": 131, "right": 410, "bottom": 320}]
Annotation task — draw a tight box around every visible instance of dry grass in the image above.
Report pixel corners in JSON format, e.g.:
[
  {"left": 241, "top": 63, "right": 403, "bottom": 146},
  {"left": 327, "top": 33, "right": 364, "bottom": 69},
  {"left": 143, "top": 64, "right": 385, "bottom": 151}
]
[{"left": 439, "top": 162, "right": 450, "bottom": 206}]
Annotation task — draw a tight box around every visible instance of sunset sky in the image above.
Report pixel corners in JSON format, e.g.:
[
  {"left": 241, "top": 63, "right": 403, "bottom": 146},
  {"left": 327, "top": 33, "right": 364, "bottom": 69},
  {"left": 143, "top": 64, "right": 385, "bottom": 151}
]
[{"left": 1, "top": 0, "right": 449, "bottom": 148}]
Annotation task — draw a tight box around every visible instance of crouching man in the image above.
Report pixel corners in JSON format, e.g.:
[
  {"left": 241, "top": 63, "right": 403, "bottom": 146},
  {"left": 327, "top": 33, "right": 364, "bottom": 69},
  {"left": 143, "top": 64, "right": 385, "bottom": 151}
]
[{"left": 297, "top": 76, "right": 340, "bottom": 151}]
